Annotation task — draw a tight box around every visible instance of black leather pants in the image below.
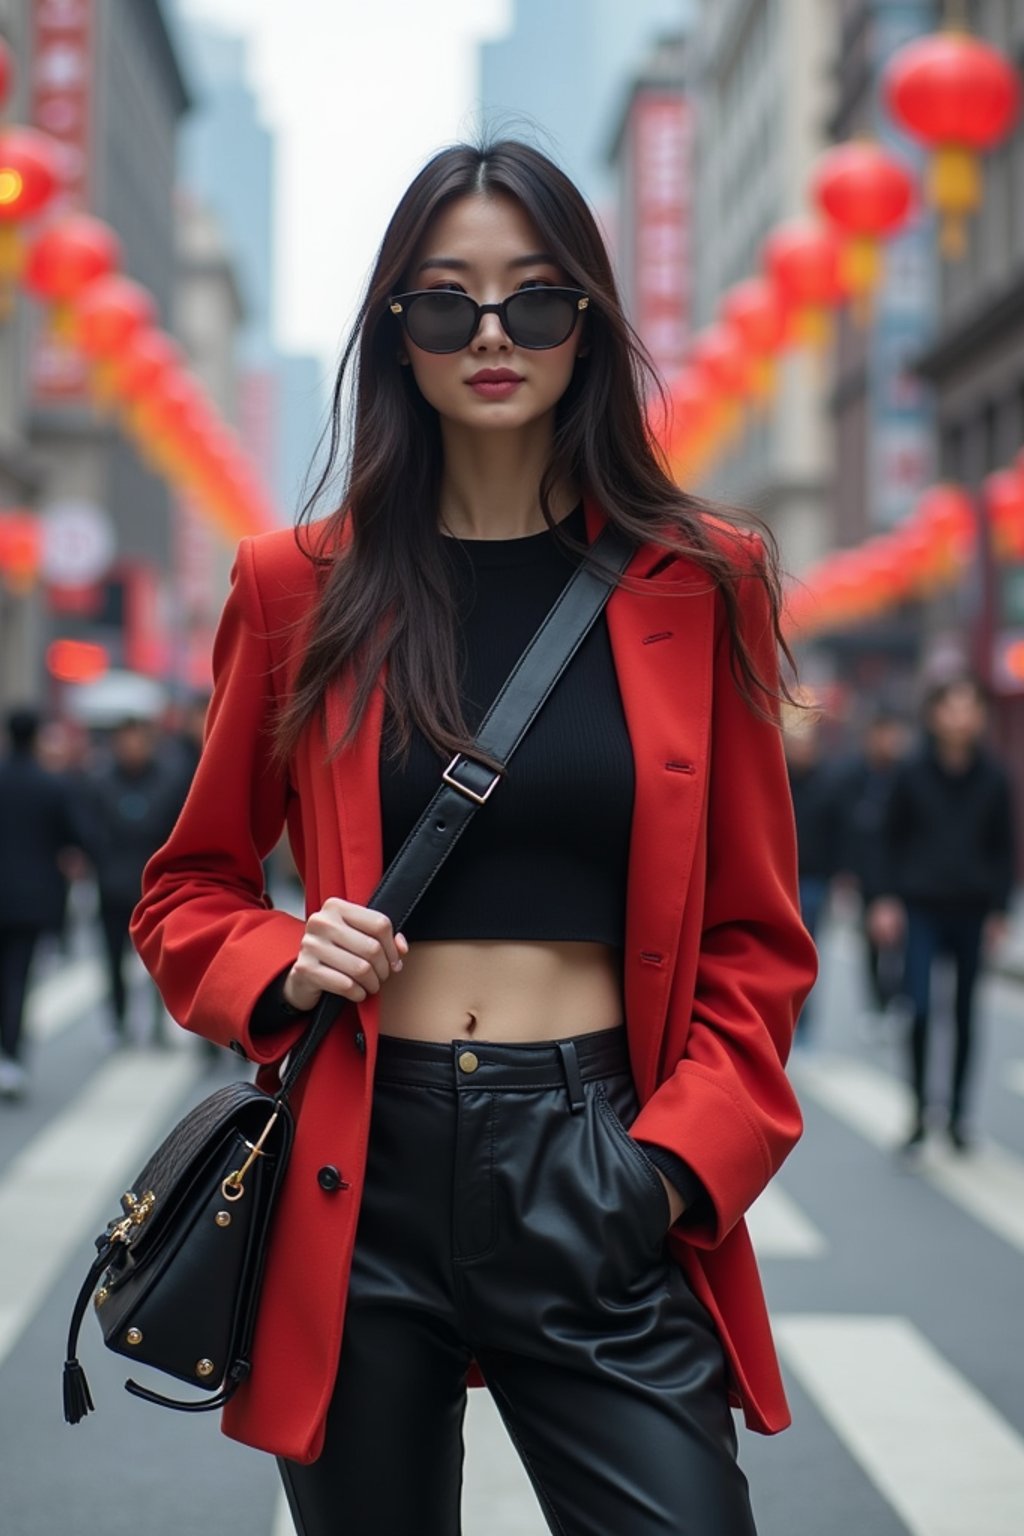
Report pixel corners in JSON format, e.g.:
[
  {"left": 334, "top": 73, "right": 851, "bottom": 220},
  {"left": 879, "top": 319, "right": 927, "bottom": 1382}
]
[{"left": 278, "top": 1025, "right": 756, "bottom": 1536}]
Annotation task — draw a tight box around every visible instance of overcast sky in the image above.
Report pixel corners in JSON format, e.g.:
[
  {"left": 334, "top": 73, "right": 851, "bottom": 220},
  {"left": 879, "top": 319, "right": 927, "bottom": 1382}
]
[{"left": 181, "top": 0, "right": 510, "bottom": 369}]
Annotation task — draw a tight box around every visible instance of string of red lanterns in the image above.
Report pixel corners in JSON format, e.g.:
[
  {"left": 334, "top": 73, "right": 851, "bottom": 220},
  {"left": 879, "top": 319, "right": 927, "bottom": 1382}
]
[
  {"left": 0, "top": 41, "right": 277, "bottom": 592},
  {"left": 653, "top": 13, "right": 1022, "bottom": 638}
]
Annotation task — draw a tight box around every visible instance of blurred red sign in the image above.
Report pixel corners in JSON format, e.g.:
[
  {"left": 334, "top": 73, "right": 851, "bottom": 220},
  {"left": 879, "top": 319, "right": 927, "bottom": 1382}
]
[
  {"left": 29, "top": 0, "right": 94, "bottom": 401},
  {"left": 631, "top": 91, "right": 693, "bottom": 378}
]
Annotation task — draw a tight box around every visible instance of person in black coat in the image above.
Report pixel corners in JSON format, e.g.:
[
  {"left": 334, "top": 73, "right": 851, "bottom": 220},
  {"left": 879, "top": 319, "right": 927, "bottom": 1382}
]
[
  {"left": 83, "top": 717, "right": 185, "bottom": 1042},
  {"left": 0, "top": 708, "right": 86, "bottom": 1099},
  {"left": 835, "top": 710, "right": 910, "bottom": 1017},
  {"left": 784, "top": 715, "right": 845, "bottom": 1041},
  {"left": 868, "top": 676, "right": 1015, "bottom": 1152}
]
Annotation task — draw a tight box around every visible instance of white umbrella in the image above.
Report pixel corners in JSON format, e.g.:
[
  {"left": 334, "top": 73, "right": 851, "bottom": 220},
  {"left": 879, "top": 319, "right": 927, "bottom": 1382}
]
[{"left": 65, "top": 670, "right": 169, "bottom": 728}]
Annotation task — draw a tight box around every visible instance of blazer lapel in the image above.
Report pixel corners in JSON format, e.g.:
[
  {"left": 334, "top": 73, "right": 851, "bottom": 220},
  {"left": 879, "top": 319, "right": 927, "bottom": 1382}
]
[{"left": 584, "top": 497, "right": 714, "bottom": 1093}]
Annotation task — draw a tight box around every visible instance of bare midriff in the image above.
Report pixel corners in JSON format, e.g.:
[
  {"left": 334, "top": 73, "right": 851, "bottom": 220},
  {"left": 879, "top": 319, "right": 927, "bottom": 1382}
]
[{"left": 376, "top": 939, "right": 624, "bottom": 1043}]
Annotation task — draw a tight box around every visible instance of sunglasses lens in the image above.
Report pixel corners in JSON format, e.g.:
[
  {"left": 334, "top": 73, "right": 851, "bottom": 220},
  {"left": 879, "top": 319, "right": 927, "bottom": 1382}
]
[
  {"left": 505, "top": 289, "right": 578, "bottom": 348},
  {"left": 404, "top": 292, "right": 475, "bottom": 352}
]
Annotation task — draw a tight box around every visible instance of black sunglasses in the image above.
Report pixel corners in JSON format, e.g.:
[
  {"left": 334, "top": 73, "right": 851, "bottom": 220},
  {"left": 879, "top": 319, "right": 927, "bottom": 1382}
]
[{"left": 388, "top": 286, "right": 590, "bottom": 353}]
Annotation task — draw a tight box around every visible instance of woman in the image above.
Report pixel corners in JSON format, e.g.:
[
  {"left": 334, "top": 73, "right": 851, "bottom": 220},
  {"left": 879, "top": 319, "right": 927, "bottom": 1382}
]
[{"left": 132, "top": 140, "right": 817, "bottom": 1536}]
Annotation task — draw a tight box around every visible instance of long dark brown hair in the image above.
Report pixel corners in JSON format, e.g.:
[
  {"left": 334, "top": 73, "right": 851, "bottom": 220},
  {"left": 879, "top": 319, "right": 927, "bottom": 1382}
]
[{"left": 275, "top": 138, "right": 798, "bottom": 773}]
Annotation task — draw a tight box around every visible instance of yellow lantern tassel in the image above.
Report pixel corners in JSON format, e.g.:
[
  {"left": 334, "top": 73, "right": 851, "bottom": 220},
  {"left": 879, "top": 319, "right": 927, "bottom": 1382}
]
[
  {"left": 49, "top": 299, "right": 78, "bottom": 345},
  {"left": 750, "top": 355, "right": 777, "bottom": 407},
  {"left": 839, "top": 235, "right": 880, "bottom": 327},
  {"left": 929, "top": 144, "right": 979, "bottom": 260}
]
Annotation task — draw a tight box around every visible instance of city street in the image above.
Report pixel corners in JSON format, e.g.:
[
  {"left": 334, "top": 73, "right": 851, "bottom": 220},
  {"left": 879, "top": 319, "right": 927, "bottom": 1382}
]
[{"left": 1, "top": 911, "right": 1023, "bottom": 1536}]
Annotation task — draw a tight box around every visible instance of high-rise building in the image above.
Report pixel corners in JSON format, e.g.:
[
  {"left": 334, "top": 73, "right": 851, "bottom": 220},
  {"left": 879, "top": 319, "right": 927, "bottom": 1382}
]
[
  {"left": 479, "top": 0, "right": 691, "bottom": 226},
  {"left": 687, "top": 0, "right": 836, "bottom": 573},
  {"left": 606, "top": 35, "right": 695, "bottom": 383},
  {"left": 1, "top": 0, "right": 191, "bottom": 708},
  {"left": 170, "top": 7, "right": 326, "bottom": 525}
]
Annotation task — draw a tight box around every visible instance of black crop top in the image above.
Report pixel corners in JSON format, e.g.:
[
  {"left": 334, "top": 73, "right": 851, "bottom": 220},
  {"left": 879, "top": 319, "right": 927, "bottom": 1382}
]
[{"left": 378, "top": 502, "right": 636, "bottom": 945}]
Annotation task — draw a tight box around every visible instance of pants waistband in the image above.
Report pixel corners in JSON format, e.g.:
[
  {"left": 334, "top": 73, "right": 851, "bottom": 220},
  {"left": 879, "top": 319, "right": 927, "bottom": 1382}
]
[{"left": 374, "top": 1023, "right": 630, "bottom": 1095}]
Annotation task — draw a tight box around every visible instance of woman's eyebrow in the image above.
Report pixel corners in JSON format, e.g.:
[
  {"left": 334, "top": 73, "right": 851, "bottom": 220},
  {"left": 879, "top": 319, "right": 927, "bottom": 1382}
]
[{"left": 414, "top": 252, "right": 559, "bottom": 275}]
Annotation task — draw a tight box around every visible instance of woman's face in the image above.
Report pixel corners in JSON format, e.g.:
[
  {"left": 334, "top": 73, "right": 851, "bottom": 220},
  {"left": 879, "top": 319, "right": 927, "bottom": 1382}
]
[{"left": 397, "top": 193, "right": 586, "bottom": 434}]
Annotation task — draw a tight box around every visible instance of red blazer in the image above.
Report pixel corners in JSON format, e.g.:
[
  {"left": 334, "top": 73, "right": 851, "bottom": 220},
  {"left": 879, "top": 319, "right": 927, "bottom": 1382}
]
[{"left": 132, "top": 497, "right": 817, "bottom": 1464}]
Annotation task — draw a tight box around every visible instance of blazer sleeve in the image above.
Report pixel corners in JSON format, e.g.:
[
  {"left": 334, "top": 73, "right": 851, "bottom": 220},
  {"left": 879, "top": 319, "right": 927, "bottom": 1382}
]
[
  {"left": 130, "top": 538, "right": 308, "bottom": 1065},
  {"left": 627, "top": 549, "right": 818, "bottom": 1247}
]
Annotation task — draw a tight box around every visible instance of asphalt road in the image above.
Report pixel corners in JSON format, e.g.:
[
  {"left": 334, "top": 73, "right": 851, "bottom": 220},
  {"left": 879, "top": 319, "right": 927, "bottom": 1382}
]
[{"left": 1, "top": 913, "right": 1022, "bottom": 1536}]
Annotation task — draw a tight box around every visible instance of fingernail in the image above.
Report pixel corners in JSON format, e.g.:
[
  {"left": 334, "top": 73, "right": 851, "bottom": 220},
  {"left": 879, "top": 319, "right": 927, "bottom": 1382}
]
[{"left": 394, "top": 959, "right": 403, "bottom": 971}]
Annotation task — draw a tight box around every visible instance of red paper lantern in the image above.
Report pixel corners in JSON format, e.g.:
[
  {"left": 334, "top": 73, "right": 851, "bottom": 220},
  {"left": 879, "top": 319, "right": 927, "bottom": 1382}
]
[
  {"left": 74, "top": 275, "right": 158, "bottom": 360},
  {"left": 884, "top": 30, "right": 1020, "bottom": 257},
  {"left": 112, "top": 328, "right": 181, "bottom": 403},
  {"left": 983, "top": 467, "right": 1024, "bottom": 561},
  {"left": 719, "top": 277, "right": 789, "bottom": 355},
  {"left": 812, "top": 140, "right": 915, "bottom": 309},
  {"left": 762, "top": 221, "right": 846, "bottom": 346},
  {"left": 688, "top": 323, "right": 753, "bottom": 399},
  {"left": 656, "top": 367, "right": 715, "bottom": 461},
  {"left": 913, "top": 482, "right": 977, "bottom": 581},
  {"left": 0, "top": 128, "right": 63, "bottom": 308},
  {"left": 0, "top": 127, "right": 62, "bottom": 223},
  {"left": 24, "top": 215, "right": 121, "bottom": 305},
  {"left": 719, "top": 277, "right": 789, "bottom": 399}
]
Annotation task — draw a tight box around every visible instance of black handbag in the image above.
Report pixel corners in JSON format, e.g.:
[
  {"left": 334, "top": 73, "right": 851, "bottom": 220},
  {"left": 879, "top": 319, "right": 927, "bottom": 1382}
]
[{"left": 63, "top": 518, "right": 634, "bottom": 1423}]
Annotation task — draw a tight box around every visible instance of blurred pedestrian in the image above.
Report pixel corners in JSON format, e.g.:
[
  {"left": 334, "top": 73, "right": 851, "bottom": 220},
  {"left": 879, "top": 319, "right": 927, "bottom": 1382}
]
[
  {"left": 868, "top": 676, "right": 1015, "bottom": 1153},
  {"left": 130, "top": 141, "right": 816, "bottom": 1533},
  {"left": 785, "top": 711, "right": 844, "bottom": 1041},
  {"left": 83, "top": 717, "right": 183, "bottom": 1045},
  {"left": 836, "top": 709, "right": 910, "bottom": 1025},
  {"left": 169, "top": 689, "right": 211, "bottom": 791},
  {"left": 0, "top": 707, "right": 86, "bottom": 1100}
]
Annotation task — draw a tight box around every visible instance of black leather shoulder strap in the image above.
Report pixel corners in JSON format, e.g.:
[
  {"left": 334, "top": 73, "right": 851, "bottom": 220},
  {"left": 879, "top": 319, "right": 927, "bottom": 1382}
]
[{"left": 278, "top": 520, "right": 635, "bottom": 1098}]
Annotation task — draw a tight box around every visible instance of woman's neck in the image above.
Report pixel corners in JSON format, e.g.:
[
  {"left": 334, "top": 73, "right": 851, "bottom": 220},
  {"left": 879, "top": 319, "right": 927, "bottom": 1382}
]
[{"left": 437, "top": 416, "right": 576, "bottom": 539}]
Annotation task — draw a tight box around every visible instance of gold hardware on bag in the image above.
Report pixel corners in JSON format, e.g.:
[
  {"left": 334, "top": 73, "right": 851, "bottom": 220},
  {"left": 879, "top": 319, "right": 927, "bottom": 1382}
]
[
  {"left": 94, "top": 1287, "right": 108, "bottom": 1307},
  {"left": 195, "top": 1358, "right": 215, "bottom": 1378},
  {"left": 126, "top": 1328, "right": 143, "bottom": 1346},
  {"left": 108, "top": 1189, "right": 156, "bottom": 1244},
  {"left": 221, "top": 1111, "right": 279, "bottom": 1202},
  {"left": 215, "top": 1210, "right": 232, "bottom": 1227}
]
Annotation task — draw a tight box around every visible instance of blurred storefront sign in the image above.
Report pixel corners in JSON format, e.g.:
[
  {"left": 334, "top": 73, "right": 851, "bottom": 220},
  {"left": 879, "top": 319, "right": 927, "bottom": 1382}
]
[
  {"left": 29, "top": 0, "right": 94, "bottom": 401},
  {"left": 40, "top": 496, "right": 115, "bottom": 587},
  {"left": 868, "top": 5, "right": 938, "bottom": 532},
  {"left": 617, "top": 79, "right": 694, "bottom": 380}
]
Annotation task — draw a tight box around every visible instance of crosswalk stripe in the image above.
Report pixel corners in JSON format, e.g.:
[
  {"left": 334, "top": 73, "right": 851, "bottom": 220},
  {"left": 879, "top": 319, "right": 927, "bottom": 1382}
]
[
  {"left": 793, "top": 1053, "right": 1024, "bottom": 1254},
  {"left": 26, "top": 955, "right": 106, "bottom": 1042},
  {"left": 0, "top": 1045, "right": 199, "bottom": 1369},
  {"left": 777, "top": 1315, "right": 1024, "bottom": 1536},
  {"left": 746, "top": 1181, "right": 828, "bottom": 1258}
]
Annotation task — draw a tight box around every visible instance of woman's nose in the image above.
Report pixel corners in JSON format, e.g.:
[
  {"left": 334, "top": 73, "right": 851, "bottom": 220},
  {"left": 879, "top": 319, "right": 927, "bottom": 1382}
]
[{"left": 472, "top": 311, "right": 511, "bottom": 349}]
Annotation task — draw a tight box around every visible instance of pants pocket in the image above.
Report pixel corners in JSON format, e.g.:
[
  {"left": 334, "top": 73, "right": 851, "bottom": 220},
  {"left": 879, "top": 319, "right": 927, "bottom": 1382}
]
[{"left": 593, "top": 1079, "right": 672, "bottom": 1242}]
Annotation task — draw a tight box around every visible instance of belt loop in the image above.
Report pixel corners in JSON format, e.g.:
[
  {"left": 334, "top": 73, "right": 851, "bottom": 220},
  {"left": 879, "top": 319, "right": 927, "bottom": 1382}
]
[{"left": 556, "top": 1040, "right": 586, "bottom": 1113}]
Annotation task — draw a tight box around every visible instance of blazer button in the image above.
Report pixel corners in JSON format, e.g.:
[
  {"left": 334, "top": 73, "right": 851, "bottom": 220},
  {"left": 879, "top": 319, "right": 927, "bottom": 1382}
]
[
  {"left": 354, "top": 1029, "right": 366, "bottom": 1054},
  {"left": 317, "top": 1165, "right": 348, "bottom": 1193}
]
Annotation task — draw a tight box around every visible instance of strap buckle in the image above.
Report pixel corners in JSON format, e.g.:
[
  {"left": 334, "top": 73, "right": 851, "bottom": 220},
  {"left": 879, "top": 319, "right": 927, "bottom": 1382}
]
[{"left": 441, "top": 752, "right": 502, "bottom": 805}]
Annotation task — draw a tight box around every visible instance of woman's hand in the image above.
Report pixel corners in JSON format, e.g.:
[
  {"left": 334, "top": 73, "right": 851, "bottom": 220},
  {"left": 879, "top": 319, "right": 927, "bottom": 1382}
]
[
  {"left": 282, "top": 898, "right": 409, "bottom": 1011},
  {"left": 867, "top": 897, "right": 905, "bottom": 948},
  {"left": 654, "top": 1169, "right": 687, "bottom": 1226}
]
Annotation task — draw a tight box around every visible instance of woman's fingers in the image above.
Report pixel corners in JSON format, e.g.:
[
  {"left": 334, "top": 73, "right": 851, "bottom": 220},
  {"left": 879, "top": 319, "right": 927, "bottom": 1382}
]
[{"left": 287, "top": 899, "right": 410, "bottom": 1010}]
